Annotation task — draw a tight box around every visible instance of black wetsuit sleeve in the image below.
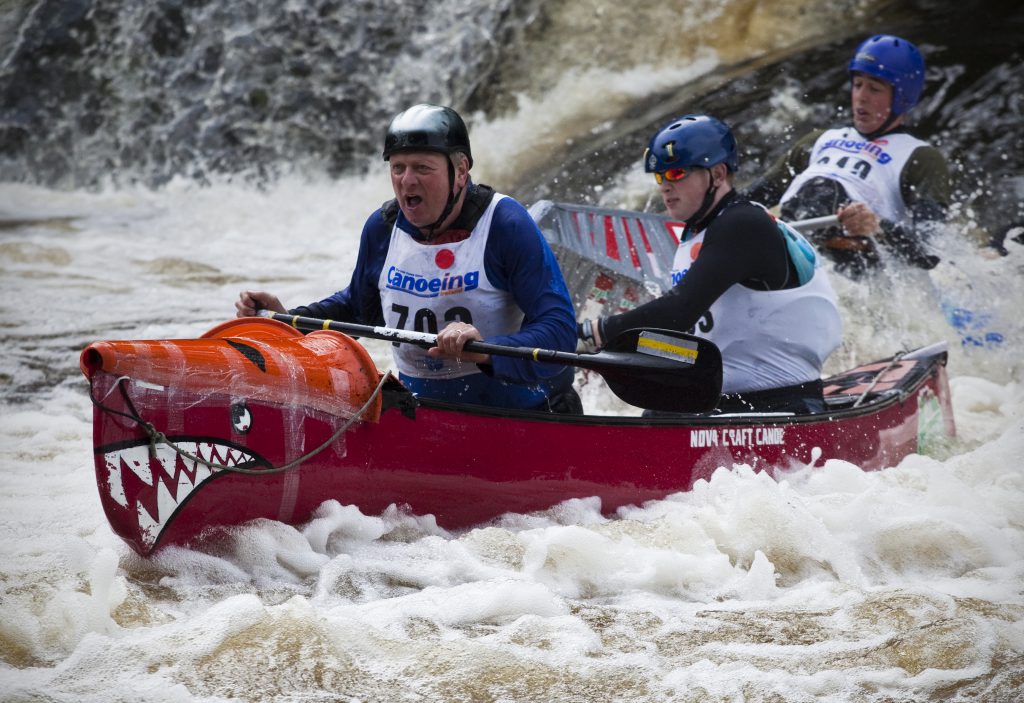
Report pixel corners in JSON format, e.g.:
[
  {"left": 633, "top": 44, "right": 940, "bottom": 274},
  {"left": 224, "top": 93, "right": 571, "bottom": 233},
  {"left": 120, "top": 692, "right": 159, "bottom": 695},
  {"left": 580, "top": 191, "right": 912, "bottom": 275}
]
[
  {"left": 879, "top": 145, "right": 951, "bottom": 268},
  {"left": 901, "top": 145, "right": 951, "bottom": 209},
  {"left": 741, "top": 131, "right": 822, "bottom": 206},
  {"left": 601, "top": 203, "right": 790, "bottom": 341}
]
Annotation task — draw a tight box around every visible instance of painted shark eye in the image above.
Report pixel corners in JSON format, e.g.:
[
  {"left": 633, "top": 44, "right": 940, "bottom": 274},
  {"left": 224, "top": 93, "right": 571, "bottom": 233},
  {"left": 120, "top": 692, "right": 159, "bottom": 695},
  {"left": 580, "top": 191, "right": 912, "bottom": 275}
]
[{"left": 231, "top": 402, "right": 252, "bottom": 434}]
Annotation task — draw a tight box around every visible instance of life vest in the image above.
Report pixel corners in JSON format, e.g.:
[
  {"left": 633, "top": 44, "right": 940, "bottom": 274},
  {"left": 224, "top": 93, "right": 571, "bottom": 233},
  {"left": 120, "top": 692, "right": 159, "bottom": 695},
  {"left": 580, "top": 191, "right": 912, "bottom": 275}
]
[
  {"left": 780, "top": 127, "right": 928, "bottom": 225},
  {"left": 670, "top": 207, "right": 842, "bottom": 394},
  {"left": 379, "top": 194, "right": 524, "bottom": 380}
]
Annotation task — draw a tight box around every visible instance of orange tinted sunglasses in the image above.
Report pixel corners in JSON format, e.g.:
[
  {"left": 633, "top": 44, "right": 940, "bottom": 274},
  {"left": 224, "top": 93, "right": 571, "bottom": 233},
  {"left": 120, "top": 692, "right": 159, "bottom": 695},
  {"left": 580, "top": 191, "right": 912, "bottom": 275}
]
[{"left": 653, "top": 167, "right": 692, "bottom": 184}]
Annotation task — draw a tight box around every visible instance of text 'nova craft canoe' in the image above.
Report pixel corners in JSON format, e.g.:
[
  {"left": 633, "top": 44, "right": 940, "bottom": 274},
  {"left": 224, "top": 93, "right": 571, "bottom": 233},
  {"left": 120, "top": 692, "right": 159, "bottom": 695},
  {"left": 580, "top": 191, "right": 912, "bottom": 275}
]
[{"left": 81, "top": 317, "right": 955, "bottom": 556}]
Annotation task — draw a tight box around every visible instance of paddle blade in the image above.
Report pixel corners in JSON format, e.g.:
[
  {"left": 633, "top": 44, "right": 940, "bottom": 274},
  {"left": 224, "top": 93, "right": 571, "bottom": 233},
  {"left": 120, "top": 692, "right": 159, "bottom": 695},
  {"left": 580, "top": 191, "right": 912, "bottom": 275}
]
[{"left": 596, "top": 328, "right": 722, "bottom": 413}]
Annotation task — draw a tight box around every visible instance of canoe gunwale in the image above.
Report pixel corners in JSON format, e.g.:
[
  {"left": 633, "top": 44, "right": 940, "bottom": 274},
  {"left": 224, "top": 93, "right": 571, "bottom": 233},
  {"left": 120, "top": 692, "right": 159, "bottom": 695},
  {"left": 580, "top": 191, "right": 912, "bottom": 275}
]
[{"left": 396, "top": 347, "right": 948, "bottom": 429}]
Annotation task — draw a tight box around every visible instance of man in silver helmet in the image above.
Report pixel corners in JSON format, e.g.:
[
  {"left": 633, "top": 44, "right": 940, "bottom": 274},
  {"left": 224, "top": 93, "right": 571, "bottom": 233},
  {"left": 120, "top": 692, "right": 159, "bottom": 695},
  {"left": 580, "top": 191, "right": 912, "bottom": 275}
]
[{"left": 237, "top": 103, "right": 581, "bottom": 412}]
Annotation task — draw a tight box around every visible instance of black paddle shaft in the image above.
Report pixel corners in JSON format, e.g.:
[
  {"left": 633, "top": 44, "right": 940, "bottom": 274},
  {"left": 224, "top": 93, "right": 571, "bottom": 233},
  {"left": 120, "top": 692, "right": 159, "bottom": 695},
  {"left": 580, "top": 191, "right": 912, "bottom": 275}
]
[{"left": 259, "top": 312, "right": 722, "bottom": 412}]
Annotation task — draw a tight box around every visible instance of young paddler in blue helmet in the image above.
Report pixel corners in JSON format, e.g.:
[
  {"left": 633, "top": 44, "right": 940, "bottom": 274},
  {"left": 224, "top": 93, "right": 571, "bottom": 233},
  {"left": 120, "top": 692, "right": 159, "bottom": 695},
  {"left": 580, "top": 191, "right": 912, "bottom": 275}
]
[
  {"left": 578, "top": 114, "right": 843, "bottom": 414},
  {"left": 744, "top": 34, "right": 951, "bottom": 277},
  {"left": 237, "top": 104, "right": 581, "bottom": 413}
]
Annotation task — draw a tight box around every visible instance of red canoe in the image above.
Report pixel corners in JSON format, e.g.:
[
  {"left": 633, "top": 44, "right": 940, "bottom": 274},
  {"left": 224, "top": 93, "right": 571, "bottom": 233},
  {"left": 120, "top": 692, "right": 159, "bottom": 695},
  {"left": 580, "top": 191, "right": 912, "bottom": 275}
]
[{"left": 80, "top": 317, "right": 955, "bottom": 556}]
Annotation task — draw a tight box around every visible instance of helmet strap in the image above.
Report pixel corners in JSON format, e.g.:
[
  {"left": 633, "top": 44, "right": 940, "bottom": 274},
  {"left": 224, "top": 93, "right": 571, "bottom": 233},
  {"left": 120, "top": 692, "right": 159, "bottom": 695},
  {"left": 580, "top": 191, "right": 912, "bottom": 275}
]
[
  {"left": 687, "top": 170, "right": 720, "bottom": 230},
  {"left": 421, "top": 157, "right": 463, "bottom": 241},
  {"left": 857, "top": 111, "right": 901, "bottom": 141},
  {"left": 850, "top": 77, "right": 905, "bottom": 141}
]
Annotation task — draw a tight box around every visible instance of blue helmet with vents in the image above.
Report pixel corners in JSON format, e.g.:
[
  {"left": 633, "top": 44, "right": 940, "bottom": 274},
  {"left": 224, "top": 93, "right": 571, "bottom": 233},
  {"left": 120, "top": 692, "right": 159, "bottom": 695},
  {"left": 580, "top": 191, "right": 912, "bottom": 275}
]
[
  {"left": 643, "top": 114, "right": 739, "bottom": 174},
  {"left": 848, "top": 34, "right": 926, "bottom": 116}
]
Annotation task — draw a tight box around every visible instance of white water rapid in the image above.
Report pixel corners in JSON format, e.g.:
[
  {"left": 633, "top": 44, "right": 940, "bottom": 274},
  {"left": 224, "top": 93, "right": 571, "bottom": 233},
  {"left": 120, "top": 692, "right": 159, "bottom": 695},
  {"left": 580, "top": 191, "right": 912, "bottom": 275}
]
[{"left": 2, "top": 0, "right": 1023, "bottom": 699}]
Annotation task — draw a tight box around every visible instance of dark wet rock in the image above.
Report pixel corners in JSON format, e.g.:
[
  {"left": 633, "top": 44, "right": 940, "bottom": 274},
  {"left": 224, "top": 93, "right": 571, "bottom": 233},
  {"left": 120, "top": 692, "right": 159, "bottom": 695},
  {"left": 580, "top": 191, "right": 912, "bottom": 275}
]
[
  {"left": 0, "top": 0, "right": 1020, "bottom": 242},
  {"left": 0, "top": 0, "right": 521, "bottom": 187}
]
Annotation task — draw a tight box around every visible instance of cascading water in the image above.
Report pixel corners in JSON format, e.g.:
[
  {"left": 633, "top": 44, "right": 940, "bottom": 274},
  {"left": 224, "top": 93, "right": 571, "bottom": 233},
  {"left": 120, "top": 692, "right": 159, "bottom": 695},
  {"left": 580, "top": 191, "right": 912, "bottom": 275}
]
[
  {"left": 4, "top": 0, "right": 1022, "bottom": 236},
  {"left": 0, "top": 0, "right": 535, "bottom": 185}
]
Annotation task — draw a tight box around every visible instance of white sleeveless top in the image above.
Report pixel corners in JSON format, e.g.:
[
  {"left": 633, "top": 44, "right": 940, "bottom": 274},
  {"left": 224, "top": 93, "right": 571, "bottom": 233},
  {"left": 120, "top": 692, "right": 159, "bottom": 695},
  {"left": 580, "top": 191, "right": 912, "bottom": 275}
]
[
  {"left": 780, "top": 127, "right": 928, "bottom": 224},
  {"left": 378, "top": 194, "right": 524, "bottom": 379},
  {"left": 670, "top": 223, "right": 842, "bottom": 394}
]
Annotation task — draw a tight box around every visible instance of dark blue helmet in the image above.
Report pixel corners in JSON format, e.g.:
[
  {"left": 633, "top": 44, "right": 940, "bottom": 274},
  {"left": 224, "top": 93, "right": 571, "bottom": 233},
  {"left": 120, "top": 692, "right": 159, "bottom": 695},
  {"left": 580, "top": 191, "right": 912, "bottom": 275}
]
[
  {"left": 643, "top": 114, "right": 739, "bottom": 174},
  {"left": 383, "top": 104, "right": 473, "bottom": 167},
  {"left": 848, "top": 35, "right": 926, "bottom": 116}
]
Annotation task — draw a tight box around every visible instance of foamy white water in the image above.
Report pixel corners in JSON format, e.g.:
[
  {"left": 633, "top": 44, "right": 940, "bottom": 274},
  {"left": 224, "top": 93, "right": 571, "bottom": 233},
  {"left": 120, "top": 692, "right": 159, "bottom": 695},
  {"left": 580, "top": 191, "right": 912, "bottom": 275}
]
[{"left": 1, "top": 162, "right": 1023, "bottom": 702}]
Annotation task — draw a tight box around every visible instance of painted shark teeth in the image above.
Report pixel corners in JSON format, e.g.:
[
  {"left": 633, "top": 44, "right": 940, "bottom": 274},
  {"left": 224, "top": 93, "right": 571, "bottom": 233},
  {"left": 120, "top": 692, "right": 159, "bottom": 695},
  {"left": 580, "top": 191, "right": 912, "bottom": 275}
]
[{"left": 101, "top": 440, "right": 257, "bottom": 549}]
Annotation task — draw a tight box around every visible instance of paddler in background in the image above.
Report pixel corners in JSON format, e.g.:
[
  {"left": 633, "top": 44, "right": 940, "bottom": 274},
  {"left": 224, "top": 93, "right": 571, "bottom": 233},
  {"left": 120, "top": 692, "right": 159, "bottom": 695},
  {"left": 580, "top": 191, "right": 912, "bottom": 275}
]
[
  {"left": 577, "top": 114, "right": 843, "bottom": 414},
  {"left": 742, "top": 34, "right": 951, "bottom": 278},
  {"left": 236, "top": 103, "right": 582, "bottom": 413}
]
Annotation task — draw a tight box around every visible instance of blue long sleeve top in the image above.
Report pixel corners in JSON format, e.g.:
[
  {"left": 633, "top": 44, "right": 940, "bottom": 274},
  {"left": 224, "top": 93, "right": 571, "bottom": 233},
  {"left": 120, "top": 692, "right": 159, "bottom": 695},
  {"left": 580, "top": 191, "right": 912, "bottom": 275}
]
[{"left": 291, "top": 184, "right": 578, "bottom": 409}]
